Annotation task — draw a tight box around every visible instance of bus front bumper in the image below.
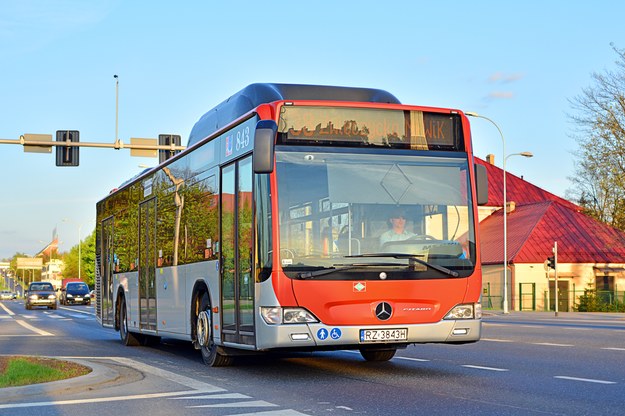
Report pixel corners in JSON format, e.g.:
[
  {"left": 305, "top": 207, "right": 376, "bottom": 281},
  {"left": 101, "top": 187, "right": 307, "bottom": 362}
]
[{"left": 255, "top": 319, "right": 481, "bottom": 351}]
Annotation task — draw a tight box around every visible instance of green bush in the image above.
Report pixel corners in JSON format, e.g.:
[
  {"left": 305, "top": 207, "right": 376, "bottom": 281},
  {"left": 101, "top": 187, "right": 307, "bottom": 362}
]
[{"left": 575, "top": 287, "right": 625, "bottom": 312}]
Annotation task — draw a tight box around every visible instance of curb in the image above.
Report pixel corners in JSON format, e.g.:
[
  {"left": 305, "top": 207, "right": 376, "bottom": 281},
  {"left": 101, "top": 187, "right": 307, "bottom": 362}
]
[{"left": 0, "top": 358, "right": 120, "bottom": 402}]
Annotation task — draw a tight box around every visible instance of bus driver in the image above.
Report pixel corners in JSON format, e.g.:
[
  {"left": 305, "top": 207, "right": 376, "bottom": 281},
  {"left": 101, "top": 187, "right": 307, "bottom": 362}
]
[{"left": 379, "top": 208, "right": 415, "bottom": 246}]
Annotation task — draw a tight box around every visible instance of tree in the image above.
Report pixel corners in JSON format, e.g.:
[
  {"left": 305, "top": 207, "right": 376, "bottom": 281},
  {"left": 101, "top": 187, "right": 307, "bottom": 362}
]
[{"left": 568, "top": 44, "right": 625, "bottom": 230}]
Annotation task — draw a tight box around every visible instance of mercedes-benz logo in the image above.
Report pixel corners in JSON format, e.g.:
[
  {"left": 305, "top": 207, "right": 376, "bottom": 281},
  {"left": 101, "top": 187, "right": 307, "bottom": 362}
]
[{"left": 375, "top": 302, "right": 392, "bottom": 321}]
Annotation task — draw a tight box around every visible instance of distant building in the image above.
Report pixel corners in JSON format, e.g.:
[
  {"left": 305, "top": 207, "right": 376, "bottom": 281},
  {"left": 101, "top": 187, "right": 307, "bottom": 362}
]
[
  {"left": 41, "top": 259, "right": 64, "bottom": 289},
  {"left": 477, "top": 155, "right": 625, "bottom": 311},
  {"left": 36, "top": 238, "right": 64, "bottom": 289}
]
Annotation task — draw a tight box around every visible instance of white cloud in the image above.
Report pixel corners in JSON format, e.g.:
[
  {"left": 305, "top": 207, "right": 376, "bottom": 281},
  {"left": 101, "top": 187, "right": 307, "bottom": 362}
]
[
  {"left": 488, "top": 72, "right": 525, "bottom": 83},
  {"left": 486, "top": 91, "right": 515, "bottom": 100}
]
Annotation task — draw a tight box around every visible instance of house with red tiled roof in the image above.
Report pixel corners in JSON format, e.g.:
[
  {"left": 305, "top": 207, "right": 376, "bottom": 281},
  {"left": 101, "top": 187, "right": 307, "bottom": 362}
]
[{"left": 476, "top": 155, "right": 625, "bottom": 311}]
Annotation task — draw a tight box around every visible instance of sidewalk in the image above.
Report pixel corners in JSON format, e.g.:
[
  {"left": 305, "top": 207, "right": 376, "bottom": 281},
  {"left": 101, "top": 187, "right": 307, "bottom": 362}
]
[{"left": 484, "top": 310, "right": 625, "bottom": 321}]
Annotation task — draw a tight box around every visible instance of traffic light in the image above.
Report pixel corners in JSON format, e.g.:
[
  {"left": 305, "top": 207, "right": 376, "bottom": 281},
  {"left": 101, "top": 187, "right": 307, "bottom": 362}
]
[
  {"left": 547, "top": 256, "right": 555, "bottom": 269},
  {"left": 55, "top": 130, "right": 79, "bottom": 166},
  {"left": 158, "top": 134, "right": 181, "bottom": 164}
]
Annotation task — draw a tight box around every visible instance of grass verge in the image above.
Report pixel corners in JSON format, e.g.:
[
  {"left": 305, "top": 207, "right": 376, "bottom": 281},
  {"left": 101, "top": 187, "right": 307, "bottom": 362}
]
[{"left": 0, "top": 356, "right": 91, "bottom": 388}]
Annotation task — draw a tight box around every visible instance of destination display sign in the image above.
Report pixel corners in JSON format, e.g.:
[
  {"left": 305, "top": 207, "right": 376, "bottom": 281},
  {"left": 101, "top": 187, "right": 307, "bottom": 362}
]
[{"left": 280, "top": 106, "right": 462, "bottom": 150}]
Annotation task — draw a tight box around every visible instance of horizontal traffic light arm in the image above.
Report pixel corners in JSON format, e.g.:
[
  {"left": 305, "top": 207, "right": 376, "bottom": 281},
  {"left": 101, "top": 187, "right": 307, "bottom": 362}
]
[{"left": 0, "top": 136, "right": 186, "bottom": 151}]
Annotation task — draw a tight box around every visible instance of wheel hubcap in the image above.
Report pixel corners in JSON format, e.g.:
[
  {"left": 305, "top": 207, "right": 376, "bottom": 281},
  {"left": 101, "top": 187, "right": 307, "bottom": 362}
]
[{"left": 197, "top": 310, "right": 211, "bottom": 347}]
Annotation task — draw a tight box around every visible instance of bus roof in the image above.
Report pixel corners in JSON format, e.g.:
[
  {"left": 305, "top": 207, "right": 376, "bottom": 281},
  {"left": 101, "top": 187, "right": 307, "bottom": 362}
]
[{"left": 187, "top": 83, "right": 401, "bottom": 146}]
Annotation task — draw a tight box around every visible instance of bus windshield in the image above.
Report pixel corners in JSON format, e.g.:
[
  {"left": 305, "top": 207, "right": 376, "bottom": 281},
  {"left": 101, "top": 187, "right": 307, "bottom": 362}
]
[{"left": 275, "top": 148, "right": 476, "bottom": 278}]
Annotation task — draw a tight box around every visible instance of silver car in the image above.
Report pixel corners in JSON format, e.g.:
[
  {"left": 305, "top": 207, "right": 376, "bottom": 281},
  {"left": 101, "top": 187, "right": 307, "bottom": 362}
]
[{"left": 0, "top": 290, "right": 15, "bottom": 300}]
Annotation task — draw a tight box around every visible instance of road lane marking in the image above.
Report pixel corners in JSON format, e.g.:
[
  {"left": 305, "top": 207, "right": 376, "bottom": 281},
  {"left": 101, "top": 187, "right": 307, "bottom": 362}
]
[
  {"left": 531, "top": 342, "right": 574, "bottom": 347},
  {"left": 227, "top": 411, "right": 310, "bottom": 416},
  {"left": 462, "top": 365, "right": 509, "bottom": 372},
  {"left": 481, "top": 338, "right": 513, "bottom": 343},
  {"left": 171, "top": 393, "right": 251, "bottom": 400},
  {"left": 0, "top": 302, "right": 15, "bottom": 315},
  {"left": 396, "top": 357, "right": 431, "bottom": 362},
  {"left": 0, "top": 389, "right": 217, "bottom": 409},
  {"left": 554, "top": 376, "right": 617, "bottom": 385},
  {"left": 602, "top": 347, "right": 625, "bottom": 351},
  {"left": 14, "top": 319, "right": 53, "bottom": 336},
  {"left": 107, "top": 356, "right": 227, "bottom": 391},
  {"left": 187, "top": 399, "right": 277, "bottom": 408}
]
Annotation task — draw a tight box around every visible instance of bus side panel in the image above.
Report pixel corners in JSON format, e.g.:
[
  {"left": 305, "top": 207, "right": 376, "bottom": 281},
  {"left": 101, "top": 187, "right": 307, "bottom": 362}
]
[{"left": 156, "top": 265, "right": 186, "bottom": 334}]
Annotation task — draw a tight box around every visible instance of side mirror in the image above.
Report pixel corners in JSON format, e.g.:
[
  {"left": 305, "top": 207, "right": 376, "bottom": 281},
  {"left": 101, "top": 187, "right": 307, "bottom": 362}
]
[
  {"left": 253, "top": 120, "right": 277, "bottom": 174},
  {"left": 474, "top": 163, "right": 489, "bottom": 206}
]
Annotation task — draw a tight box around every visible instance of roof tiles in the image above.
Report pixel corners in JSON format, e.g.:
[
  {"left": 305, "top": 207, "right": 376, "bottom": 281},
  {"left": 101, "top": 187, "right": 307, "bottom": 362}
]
[{"left": 476, "top": 158, "right": 625, "bottom": 264}]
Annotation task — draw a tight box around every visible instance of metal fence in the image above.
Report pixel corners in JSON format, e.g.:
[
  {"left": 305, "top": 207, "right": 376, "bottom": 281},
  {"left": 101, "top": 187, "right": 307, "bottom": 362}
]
[{"left": 482, "top": 282, "right": 625, "bottom": 312}]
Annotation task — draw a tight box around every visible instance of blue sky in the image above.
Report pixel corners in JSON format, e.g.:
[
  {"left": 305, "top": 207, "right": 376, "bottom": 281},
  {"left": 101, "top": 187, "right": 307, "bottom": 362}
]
[{"left": 1, "top": 0, "right": 624, "bottom": 259}]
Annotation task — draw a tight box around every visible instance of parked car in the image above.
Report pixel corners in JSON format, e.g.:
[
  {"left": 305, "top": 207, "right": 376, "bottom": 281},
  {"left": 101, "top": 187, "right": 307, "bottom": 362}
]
[
  {"left": 25, "top": 282, "right": 57, "bottom": 310},
  {"left": 60, "top": 281, "right": 91, "bottom": 305},
  {"left": 0, "top": 290, "right": 15, "bottom": 300}
]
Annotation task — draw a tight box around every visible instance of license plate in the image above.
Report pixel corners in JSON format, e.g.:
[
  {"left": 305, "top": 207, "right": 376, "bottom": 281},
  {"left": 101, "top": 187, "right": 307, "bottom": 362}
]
[
  {"left": 360, "top": 328, "right": 408, "bottom": 343},
  {"left": 75, "top": 298, "right": 83, "bottom": 301}
]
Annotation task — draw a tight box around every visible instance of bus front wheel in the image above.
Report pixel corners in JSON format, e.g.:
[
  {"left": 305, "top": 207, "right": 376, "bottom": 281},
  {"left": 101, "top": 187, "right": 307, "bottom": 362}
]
[{"left": 197, "top": 293, "right": 232, "bottom": 367}]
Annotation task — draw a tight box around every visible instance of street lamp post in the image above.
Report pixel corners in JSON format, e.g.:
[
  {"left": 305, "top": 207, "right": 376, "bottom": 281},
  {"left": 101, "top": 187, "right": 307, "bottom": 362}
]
[
  {"left": 63, "top": 219, "right": 94, "bottom": 281},
  {"left": 466, "top": 112, "right": 532, "bottom": 314}
]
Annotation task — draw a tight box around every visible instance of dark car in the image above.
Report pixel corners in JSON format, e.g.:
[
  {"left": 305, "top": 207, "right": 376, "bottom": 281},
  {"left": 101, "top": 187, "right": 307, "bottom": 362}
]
[
  {"left": 60, "top": 282, "right": 91, "bottom": 305},
  {"left": 25, "top": 282, "right": 57, "bottom": 310}
]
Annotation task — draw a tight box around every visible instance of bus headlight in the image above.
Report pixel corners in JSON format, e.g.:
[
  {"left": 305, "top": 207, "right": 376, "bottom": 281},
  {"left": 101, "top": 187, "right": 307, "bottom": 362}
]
[
  {"left": 260, "top": 307, "right": 319, "bottom": 325},
  {"left": 443, "top": 303, "right": 481, "bottom": 320}
]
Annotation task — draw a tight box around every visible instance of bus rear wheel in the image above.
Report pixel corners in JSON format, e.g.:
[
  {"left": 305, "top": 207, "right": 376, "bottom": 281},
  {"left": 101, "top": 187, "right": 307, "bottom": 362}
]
[
  {"left": 120, "top": 296, "right": 141, "bottom": 346},
  {"left": 197, "top": 293, "right": 232, "bottom": 367},
  {"left": 359, "top": 347, "right": 397, "bottom": 362}
]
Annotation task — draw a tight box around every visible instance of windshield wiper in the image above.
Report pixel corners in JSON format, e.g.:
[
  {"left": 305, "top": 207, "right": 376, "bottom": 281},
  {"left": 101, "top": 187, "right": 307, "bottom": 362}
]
[
  {"left": 297, "top": 262, "right": 402, "bottom": 279},
  {"left": 346, "top": 253, "right": 459, "bottom": 277}
]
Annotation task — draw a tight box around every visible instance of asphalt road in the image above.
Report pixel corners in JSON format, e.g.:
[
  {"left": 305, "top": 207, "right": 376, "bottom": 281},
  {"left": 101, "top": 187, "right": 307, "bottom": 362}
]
[{"left": 1, "top": 300, "right": 624, "bottom": 416}]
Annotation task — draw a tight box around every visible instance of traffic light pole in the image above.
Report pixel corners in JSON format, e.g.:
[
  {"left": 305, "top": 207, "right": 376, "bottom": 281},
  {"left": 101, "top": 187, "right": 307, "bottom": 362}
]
[{"left": 554, "top": 241, "right": 559, "bottom": 317}]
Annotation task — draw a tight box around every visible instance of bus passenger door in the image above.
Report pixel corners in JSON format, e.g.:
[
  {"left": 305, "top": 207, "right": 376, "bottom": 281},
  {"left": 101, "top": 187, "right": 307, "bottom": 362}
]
[
  {"left": 139, "top": 197, "right": 157, "bottom": 331},
  {"left": 221, "top": 156, "right": 255, "bottom": 345},
  {"left": 100, "top": 217, "right": 115, "bottom": 326}
]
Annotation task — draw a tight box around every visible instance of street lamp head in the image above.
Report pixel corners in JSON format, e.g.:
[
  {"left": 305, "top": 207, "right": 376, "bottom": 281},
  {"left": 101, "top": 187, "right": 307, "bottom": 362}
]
[
  {"left": 520, "top": 151, "right": 533, "bottom": 158},
  {"left": 465, "top": 111, "right": 479, "bottom": 117}
]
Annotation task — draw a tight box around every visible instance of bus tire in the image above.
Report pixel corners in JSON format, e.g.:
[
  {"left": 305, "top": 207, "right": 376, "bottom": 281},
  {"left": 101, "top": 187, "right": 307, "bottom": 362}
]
[
  {"left": 359, "top": 347, "right": 397, "bottom": 362},
  {"left": 197, "top": 292, "right": 232, "bottom": 367},
  {"left": 119, "top": 296, "right": 141, "bottom": 346}
]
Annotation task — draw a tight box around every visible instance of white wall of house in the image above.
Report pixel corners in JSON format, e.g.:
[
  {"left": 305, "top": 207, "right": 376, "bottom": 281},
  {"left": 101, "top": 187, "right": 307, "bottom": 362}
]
[{"left": 482, "top": 263, "right": 625, "bottom": 311}]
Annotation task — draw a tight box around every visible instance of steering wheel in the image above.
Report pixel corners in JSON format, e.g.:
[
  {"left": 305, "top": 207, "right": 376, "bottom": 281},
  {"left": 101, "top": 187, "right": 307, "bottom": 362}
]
[{"left": 406, "top": 234, "right": 437, "bottom": 241}]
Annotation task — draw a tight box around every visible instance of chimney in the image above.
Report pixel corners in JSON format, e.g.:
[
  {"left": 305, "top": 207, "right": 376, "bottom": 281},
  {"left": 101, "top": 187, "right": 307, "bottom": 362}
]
[
  {"left": 486, "top": 154, "right": 495, "bottom": 165},
  {"left": 506, "top": 201, "right": 516, "bottom": 213}
]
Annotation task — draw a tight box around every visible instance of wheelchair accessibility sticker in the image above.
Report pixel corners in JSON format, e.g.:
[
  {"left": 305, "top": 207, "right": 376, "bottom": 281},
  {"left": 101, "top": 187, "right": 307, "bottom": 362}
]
[{"left": 317, "top": 327, "right": 342, "bottom": 341}]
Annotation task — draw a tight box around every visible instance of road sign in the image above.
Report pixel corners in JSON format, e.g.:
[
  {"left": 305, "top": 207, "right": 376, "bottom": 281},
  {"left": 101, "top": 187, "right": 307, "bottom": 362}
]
[
  {"left": 16, "top": 257, "right": 43, "bottom": 269},
  {"left": 23, "top": 134, "right": 52, "bottom": 153},
  {"left": 130, "top": 138, "right": 158, "bottom": 157}
]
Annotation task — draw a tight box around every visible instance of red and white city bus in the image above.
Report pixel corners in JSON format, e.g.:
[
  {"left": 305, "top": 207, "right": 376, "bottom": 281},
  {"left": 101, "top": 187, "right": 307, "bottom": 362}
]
[{"left": 95, "top": 83, "right": 488, "bottom": 366}]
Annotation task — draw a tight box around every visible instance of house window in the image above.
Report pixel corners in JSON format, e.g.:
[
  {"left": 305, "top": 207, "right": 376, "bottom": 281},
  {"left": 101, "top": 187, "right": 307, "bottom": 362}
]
[{"left": 595, "top": 274, "right": 615, "bottom": 303}]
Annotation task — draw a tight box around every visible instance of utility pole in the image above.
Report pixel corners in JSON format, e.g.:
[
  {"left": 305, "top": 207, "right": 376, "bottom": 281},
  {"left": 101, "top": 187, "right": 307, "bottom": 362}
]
[{"left": 114, "top": 75, "right": 121, "bottom": 149}]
